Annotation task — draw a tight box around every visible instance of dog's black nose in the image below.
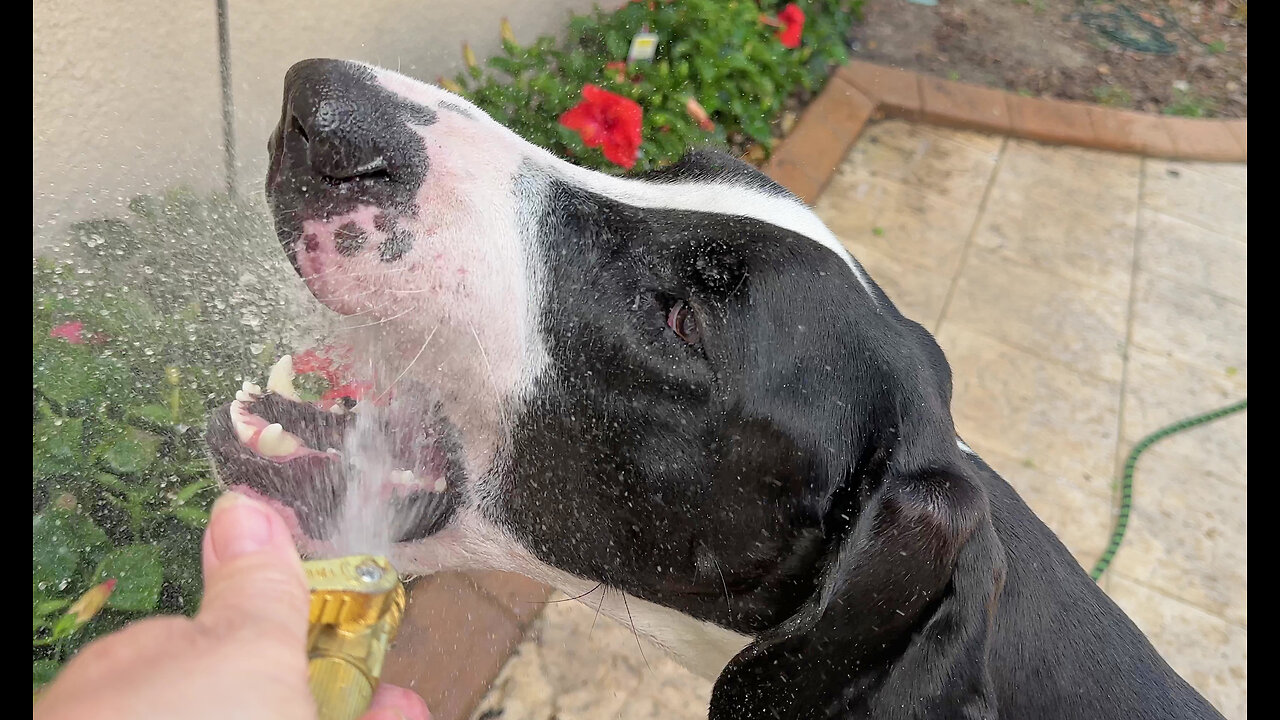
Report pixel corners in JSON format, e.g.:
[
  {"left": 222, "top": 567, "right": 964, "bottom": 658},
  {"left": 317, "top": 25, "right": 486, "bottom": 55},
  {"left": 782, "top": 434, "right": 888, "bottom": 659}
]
[
  {"left": 277, "top": 59, "right": 434, "bottom": 184},
  {"left": 283, "top": 59, "right": 391, "bottom": 182}
]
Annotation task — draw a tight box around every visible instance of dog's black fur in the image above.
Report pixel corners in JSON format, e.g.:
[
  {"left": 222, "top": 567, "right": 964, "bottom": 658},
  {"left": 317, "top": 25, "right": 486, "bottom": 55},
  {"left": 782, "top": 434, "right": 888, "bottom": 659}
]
[{"left": 490, "top": 153, "right": 1223, "bottom": 719}]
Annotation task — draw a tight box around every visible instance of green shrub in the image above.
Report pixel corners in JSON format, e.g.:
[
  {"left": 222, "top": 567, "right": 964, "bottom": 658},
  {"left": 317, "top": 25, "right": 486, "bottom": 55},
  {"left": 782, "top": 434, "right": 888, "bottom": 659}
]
[
  {"left": 453, "top": 0, "right": 861, "bottom": 172},
  {"left": 32, "top": 190, "right": 311, "bottom": 686}
]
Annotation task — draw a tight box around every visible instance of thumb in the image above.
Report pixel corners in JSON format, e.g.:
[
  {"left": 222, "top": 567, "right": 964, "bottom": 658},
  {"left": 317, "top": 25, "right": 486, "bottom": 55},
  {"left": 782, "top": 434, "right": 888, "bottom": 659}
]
[
  {"left": 360, "top": 684, "right": 431, "bottom": 720},
  {"left": 197, "top": 492, "right": 310, "bottom": 645}
]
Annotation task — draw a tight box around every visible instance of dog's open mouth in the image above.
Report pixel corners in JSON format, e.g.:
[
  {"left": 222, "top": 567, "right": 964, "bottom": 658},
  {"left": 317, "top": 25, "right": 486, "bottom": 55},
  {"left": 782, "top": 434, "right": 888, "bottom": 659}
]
[{"left": 206, "top": 355, "right": 462, "bottom": 547}]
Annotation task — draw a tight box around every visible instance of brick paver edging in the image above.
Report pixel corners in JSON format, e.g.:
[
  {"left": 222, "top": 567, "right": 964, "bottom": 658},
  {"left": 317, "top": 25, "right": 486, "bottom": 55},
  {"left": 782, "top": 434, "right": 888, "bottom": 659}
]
[
  {"left": 377, "top": 61, "right": 1247, "bottom": 720},
  {"left": 767, "top": 61, "right": 1248, "bottom": 204},
  {"left": 382, "top": 570, "right": 553, "bottom": 720}
]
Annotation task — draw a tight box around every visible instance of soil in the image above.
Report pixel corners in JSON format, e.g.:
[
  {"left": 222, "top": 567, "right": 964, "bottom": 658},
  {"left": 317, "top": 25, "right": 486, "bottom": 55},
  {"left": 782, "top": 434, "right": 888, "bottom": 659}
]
[{"left": 850, "top": 0, "right": 1247, "bottom": 118}]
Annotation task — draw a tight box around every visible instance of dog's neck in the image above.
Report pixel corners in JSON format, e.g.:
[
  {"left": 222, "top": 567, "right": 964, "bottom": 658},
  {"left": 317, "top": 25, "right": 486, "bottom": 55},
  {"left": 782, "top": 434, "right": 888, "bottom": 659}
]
[{"left": 536, "top": 565, "right": 753, "bottom": 679}]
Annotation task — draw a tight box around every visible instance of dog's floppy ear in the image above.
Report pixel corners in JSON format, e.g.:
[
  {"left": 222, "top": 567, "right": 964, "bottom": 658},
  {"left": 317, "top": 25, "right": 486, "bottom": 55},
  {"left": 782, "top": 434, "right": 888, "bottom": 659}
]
[{"left": 710, "top": 436, "right": 1007, "bottom": 720}]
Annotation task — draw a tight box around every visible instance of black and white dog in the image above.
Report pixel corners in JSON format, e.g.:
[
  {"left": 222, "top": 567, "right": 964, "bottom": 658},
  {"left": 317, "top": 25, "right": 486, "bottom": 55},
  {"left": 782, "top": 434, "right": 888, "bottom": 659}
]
[{"left": 207, "top": 59, "right": 1224, "bottom": 719}]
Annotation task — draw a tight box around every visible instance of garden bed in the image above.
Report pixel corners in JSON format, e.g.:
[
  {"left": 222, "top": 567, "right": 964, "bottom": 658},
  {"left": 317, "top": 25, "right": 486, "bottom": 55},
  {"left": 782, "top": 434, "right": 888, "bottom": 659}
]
[{"left": 852, "top": 0, "right": 1246, "bottom": 119}]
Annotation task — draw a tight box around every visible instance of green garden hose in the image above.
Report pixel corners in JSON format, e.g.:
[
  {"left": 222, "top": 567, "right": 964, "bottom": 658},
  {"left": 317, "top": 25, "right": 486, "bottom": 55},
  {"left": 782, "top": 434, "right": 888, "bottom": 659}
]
[
  {"left": 1090, "top": 399, "right": 1248, "bottom": 582},
  {"left": 1077, "top": 4, "right": 1179, "bottom": 56}
]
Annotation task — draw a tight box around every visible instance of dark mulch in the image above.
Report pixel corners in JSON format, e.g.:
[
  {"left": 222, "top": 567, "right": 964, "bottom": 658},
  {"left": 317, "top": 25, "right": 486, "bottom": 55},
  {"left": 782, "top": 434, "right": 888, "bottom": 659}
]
[{"left": 851, "top": 0, "right": 1246, "bottom": 118}]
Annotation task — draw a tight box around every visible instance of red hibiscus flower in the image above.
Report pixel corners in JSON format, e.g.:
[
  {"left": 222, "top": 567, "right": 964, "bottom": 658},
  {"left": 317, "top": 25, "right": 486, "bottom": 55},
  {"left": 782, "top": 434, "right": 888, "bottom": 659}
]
[
  {"left": 776, "top": 3, "right": 805, "bottom": 49},
  {"left": 293, "top": 347, "right": 339, "bottom": 384},
  {"left": 559, "top": 84, "right": 644, "bottom": 169},
  {"left": 293, "top": 345, "right": 373, "bottom": 406},
  {"left": 49, "top": 321, "right": 85, "bottom": 344},
  {"left": 322, "top": 380, "right": 374, "bottom": 406}
]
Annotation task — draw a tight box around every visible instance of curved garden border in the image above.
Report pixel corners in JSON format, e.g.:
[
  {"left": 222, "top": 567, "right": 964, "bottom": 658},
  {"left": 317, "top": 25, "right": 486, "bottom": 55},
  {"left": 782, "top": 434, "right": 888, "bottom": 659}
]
[{"left": 768, "top": 60, "right": 1247, "bottom": 205}]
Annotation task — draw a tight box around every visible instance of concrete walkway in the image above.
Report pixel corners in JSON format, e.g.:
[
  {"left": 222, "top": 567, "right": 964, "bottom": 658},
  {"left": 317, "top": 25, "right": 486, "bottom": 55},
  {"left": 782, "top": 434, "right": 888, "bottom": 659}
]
[{"left": 472, "top": 122, "right": 1248, "bottom": 720}]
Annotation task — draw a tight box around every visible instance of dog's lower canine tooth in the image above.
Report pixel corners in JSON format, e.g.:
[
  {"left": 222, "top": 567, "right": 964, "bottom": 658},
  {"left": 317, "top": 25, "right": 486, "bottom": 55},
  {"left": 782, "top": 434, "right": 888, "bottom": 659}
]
[
  {"left": 230, "top": 401, "right": 256, "bottom": 444},
  {"left": 258, "top": 422, "right": 300, "bottom": 457},
  {"left": 235, "top": 390, "right": 254, "bottom": 403},
  {"left": 432, "top": 478, "right": 447, "bottom": 493},
  {"left": 241, "top": 381, "right": 261, "bottom": 396},
  {"left": 267, "top": 355, "right": 301, "bottom": 401}
]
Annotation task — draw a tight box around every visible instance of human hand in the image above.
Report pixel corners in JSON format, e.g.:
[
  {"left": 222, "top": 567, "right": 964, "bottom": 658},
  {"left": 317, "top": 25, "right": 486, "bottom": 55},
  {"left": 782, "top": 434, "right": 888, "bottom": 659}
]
[{"left": 34, "top": 492, "right": 429, "bottom": 720}]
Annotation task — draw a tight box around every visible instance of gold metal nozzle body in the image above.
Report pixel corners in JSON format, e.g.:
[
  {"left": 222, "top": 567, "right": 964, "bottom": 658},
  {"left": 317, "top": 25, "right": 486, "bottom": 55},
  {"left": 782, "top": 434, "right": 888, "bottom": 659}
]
[{"left": 304, "top": 555, "right": 406, "bottom": 720}]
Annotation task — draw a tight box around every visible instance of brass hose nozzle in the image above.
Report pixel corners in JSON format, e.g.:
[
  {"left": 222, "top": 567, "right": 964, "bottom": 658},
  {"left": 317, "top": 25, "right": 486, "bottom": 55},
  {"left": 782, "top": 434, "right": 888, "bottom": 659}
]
[{"left": 304, "top": 555, "right": 406, "bottom": 720}]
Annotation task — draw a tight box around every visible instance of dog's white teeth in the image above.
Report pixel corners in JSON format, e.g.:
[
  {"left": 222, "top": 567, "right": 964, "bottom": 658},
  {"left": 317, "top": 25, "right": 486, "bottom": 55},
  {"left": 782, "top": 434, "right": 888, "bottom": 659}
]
[
  {"left": 235, "top": 390, "right": 254, "bottom": 403},
  {"left": 432, "top": 477, "right": 448, "bottom": 494},
  {"left": 241, "top": 381, "right": 262, "bottom": 396},
  {"left": 230, "top": 401, "right": 256, "bottom": 444},
  {"left": 267, "top": 355, "right": 301, "bottom": 401},
  {"left": 329, "top": 403, "right": 346, "bottom": 415},
  {"left": 258, "top": 422, "right": 300, "bottom": 458},
  {"left": 390, "top": 469, "right": 416, "bottom": 484}
]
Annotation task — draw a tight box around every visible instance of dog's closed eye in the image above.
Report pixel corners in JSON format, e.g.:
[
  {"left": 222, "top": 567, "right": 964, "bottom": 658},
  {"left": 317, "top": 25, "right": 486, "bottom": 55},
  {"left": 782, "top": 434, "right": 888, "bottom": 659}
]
[{"left": 667, "top": 299, "right": 701, "bottom": 345}]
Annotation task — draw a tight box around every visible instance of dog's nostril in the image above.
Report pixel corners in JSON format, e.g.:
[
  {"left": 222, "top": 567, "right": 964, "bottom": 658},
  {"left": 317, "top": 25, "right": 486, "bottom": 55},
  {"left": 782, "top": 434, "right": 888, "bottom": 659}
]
[
  {"left": 290, "top": 113, "right": 310, "bottom": 144},
  {"left": 287, "top": 104, "right": 393, "bottom": 183},
  {"left": 323, "top": 156, "right": 389, "bottom": 183}
]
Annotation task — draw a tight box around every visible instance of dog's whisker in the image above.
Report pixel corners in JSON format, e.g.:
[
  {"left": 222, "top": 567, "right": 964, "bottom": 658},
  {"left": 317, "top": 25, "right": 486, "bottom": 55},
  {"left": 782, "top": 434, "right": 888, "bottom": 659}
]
[
  {"left": 372, "top": 322, "right": 439, "bottom": 403},
  {"left": 590, "top": 586, "right": 607, "bottom": 638},
  {"left": 339, "top": 305, "right": 415, "bottom": 330},
  {"left": 301, "top": 264, "right": 415, "bottom": 283},
  {"left": 710, "top": 554, "right": 733, "bottom": 620},
  {"left": 465, "top": 318, "right": 510, "bottom": 429},
  {"left": 534, "top": 583, "right": 604, "bottom": 605},
  {"left": 620, "top": 590, "right": 652, "bottom": 673}
]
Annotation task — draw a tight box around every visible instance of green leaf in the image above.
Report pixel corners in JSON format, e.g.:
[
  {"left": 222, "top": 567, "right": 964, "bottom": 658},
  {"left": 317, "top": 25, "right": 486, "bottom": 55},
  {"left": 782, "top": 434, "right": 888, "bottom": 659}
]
[
  {"left": 33, "top": 598, "right": 70, "bottom": 619},
  {"left": 94, "top": 423, "right": 162, "bottom": 474},
  {"left": 51, "top": 612, "right": 82, "bottom": 641},
  {"left": 92, "top": 472, "right": 127, "bottom": 491},
  {"left": 131, "top": 403, "right": 176, "bottom": 426},
  {"left": 34, "top": 351, "right": 131, "bottom": 411},
  {"left": 33, "top": 659, "right": 61, "bottom": 688},
  {"left": 33, "top": 416, "right": 84, "bottom": 475},
  {"left": 95, "top": 545, "right": 164, "bottom": 612},
  {"left": 32, "top": 510, "right": 108, "bottom": 592},
  {"left": 174, "top": 478, "right": 214, "bottom": 504},
  {"left": 169, "top": 505, "right": 210, "bottom": 529}
]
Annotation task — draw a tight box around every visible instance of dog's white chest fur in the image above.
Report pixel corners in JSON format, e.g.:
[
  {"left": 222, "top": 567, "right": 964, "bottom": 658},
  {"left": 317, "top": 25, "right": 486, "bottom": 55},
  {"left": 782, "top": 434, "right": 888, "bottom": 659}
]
[{"left": 549, "top": 571, "right": 753, "bottom": 680}]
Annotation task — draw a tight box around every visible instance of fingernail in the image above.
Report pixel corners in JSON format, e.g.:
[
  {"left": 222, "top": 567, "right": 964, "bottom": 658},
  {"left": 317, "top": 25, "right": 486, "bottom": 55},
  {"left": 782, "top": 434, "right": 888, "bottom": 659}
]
[{"left": 210, "top": 492, "right": 274, "bottom": 561}]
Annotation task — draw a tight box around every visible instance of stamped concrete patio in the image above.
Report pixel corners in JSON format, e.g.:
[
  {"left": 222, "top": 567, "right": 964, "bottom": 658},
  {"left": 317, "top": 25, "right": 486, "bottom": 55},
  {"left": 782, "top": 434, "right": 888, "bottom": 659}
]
[{"left": 471, "top": 121, "right": 1248, "bottom": 720}]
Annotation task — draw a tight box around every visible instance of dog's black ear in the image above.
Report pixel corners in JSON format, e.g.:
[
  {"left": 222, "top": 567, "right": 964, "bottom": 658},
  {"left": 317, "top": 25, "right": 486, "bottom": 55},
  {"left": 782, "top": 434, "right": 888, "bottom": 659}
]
[{"left": 710, "top": 439, "right": 1007, "bottom": 720}]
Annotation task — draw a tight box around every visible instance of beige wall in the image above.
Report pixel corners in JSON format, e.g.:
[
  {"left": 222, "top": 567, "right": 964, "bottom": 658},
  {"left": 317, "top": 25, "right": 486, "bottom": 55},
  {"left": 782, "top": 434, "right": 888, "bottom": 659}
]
[
  {"left": 33, "top": 0, "right": 603, "bottom": 243},
  {"left": 34, "top": 0, "right": 224, "bottom": 240}
]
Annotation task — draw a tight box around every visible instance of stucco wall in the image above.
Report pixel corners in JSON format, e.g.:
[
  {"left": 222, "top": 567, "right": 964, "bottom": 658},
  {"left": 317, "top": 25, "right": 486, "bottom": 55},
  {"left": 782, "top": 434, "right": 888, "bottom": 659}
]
[
  {"left": 33, "top": 0, "right": 224, "bottom": 239},
  {"left": 33, "top": 0, "right": 602, "bottom": 243}
]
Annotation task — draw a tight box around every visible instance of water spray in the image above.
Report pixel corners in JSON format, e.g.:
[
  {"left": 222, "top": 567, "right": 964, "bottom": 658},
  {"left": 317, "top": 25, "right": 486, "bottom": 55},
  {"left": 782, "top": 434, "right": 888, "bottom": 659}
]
[{"left": 210, "top": 351, "right": 462, "bottom": 716}]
